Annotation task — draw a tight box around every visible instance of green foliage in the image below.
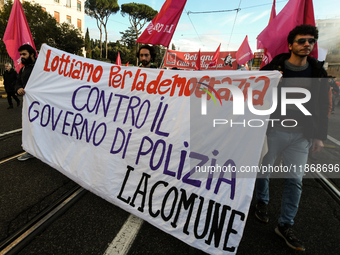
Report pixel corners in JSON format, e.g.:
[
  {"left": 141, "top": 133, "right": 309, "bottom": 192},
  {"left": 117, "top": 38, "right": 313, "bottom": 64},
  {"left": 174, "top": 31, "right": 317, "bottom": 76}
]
[
  {"left": 0, "top": 0, "right": 83, "bottom": 55},
  {"left": 85, "top": 28, "right": 92, "bottom": 58},
  {"left": 153, "top": 45, "right": 167, "bottom": 68},
  {"left": 21, "top": 1, "right": 60, "bottom": 49},
  {"left": 90, "top": 39, "right": 135, "bottom": 65},
  {"left": 121, "top": 3, "right": 158, "bottom": 22},
  {"left": 171, "top": 43, "right": 176, "bottom": 50},
  {"left": 119, "top": 26, "right": 137, "bottom": 65},
  {"left": 120, "top": 26, "right": 137, "bottom": 48},
  {"left": 91, "top": 44, "right": 102, "bottom": 59},
  {"left": 120, "top": 3, "right": 157, "bottom": 65},
  {"left": 56, "top": 23, "right": 84, "bottom": 55},
  {"left": 85, "top": 0, "right": 119, "bottom": 19},
  {"left": 85, "top": 0, "right": 119, "bottom": 58},
  {"left": 120, "top": 3, "right": 158, "bottom": 37},
  {"left": 107, "top": 41, "right": 132, "bottom": 64}
]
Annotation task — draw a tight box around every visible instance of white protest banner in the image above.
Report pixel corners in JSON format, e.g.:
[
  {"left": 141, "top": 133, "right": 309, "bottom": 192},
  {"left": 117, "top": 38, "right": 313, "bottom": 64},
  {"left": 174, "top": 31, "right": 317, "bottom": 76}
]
[{"left": 22, "top": 44, "right": 281, "bottom": 254}]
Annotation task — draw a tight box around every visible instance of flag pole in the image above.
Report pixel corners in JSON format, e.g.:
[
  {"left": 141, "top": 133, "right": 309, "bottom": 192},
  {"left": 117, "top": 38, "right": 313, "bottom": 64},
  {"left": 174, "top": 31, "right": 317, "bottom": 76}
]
[{"left": 159, "top": 47, "right": 168, "bottom": 69}]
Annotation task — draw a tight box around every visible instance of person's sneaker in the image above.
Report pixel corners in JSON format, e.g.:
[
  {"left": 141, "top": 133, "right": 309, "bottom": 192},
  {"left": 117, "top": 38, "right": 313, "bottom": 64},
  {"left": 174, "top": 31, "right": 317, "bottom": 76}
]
[
  {"left": 17, "top": 152, "right": 34, "bottom": 161},
  {"left": 255, "top": 201, "right": 269, "bottom": 223},
  {"left": 275, "top": 224, "right": 305, "bottom": 251},
  {"left": 7, "top": 105, "right": 13, "bottom": 109}
]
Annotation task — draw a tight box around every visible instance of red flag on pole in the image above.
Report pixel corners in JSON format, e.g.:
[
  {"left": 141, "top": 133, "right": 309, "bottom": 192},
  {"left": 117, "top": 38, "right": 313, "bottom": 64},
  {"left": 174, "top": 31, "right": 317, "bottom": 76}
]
[
  {"left": 268, "top": 0, "right": 276, "bottom": 24},
  {"left": 125, "top": 62, "right": 129, "bottom": 66},
  {"left": 195, "top": 49, "right": 201, "bottom": 70},
  {"left": 257, "top": 0, "right": 317, "bottom": 61},
  {"left": 208, "top": 44, "right": 221, "bottom": 68},
  {"left": 258, "top": 0, "right": 276, "bottom": 69},
  {"left": 3, "top": 0, "right": 37, "bottom": 72},
  {"left": 236, "top": 36, "right": 253, "bottom": 65},
  {"left": 136, "top": 0, "right": 187, "bottom": 48},
  {"left": 116, "top": 52, "right": 121, "bottom": 65},
  {"left": 257, "top": 0, "right": 276, "bottom": 50}
]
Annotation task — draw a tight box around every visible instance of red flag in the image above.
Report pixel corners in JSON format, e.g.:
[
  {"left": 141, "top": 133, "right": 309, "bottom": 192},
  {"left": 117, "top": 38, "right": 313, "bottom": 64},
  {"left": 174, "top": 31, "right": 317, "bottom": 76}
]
[
  {"left": 245, "top": 62, "right": 249, "bottom": 71},
  {"left": 136, "top": 0, "right": 187, "bottom": 48},
  {"left": 258, "top": 0, "right": 276, "bottom": 69},
  {"left": 3, "top": 0, "right": 37, "bottom": 72},
  {"left": 208, "top": 44, "right": 221, "bottom": 68},
  {"left": 257, "top": 0, "right": 317, "bottom": 62},
  {"left": 125, "top": 62, "right": 129, "bottom": 66},
  {"left": 236, "top": 36, "right": 253, "bottom": 65},
  {"left": 195, "top": 49, "right": 201, "bottom": 70},
  {"left": 268, "top": 0, "right": 276, "bottom": 25},
  {"left": 257, "top": 0, "right": 276, "bottom": 50},
  {"left": 116, "top": 52, "right": 121, "bottom": 65}
]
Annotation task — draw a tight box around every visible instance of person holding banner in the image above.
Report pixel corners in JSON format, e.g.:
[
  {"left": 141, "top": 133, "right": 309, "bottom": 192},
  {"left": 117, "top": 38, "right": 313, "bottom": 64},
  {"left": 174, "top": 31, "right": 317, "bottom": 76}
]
[
  {"left": 255, "top": 25, "right": 329, "bottom": 251},
  {"left": 15, "top": 44, "right": 37, "bottom": 161},
  {"left": 137, "top": 45, "right": 157, "bottom": 68}
]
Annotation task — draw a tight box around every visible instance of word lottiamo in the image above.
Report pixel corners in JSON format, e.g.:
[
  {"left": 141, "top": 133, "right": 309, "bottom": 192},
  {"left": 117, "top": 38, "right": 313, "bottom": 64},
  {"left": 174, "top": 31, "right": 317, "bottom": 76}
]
[{"left": 43, "top": 49, "right": 270, "bottom": 105}]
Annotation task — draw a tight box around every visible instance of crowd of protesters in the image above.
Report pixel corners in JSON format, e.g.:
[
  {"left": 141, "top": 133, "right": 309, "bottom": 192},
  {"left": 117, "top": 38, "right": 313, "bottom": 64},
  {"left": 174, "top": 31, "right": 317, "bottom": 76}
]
[{"left": 1, "top": 23, "right": 339, "bottom": 253}]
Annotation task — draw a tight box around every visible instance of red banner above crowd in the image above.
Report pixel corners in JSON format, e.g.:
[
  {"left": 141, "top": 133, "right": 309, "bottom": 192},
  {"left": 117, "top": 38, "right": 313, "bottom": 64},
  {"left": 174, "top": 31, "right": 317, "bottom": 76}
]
[
  {"left": 136, "top": 0, "right": 187, "bottom": 48},
  {"left": 164, "top": 49, "right": 237, "bottom": 70}
]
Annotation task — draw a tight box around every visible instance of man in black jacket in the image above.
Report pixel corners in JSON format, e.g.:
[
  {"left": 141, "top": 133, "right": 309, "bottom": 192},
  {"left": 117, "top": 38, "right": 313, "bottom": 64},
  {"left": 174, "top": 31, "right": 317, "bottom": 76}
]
[
  {"left": 15, "top": 44, "right": 36, "bottom": 161},
  {"left": 255, "top": 25, "right": 329, "bottom": 252},
  {"left": 3, "top": 63, "right": 20, "bottom": 109}
]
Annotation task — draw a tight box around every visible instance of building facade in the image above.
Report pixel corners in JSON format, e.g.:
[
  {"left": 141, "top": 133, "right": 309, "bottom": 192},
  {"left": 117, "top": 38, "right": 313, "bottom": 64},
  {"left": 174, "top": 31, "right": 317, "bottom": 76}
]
[
  {"left": 1, "top": 0, "right": 85, "bottom": 36},
  {"left": 25, "top": 0, "right": 85, "bottom": 37}
]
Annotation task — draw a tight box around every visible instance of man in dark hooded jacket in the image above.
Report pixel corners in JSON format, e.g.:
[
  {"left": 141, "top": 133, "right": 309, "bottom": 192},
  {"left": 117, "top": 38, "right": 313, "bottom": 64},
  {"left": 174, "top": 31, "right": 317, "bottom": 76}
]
[{"left": 3, "top": 63, "right": 20, "bottom": 109}]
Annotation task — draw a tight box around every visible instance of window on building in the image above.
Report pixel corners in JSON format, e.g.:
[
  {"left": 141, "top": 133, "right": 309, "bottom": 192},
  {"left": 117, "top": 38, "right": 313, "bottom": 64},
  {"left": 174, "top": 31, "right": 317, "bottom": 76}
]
[
  {"left": 77, "top": 19, "right": 81, "bottom": 31},
  {"left": 77, "top": 1, "right": 81, "bottom": 11},
  {"left": 54, "top": 0, "right": 59, "bottom": 3},
  {"left": 66, "top": 15, "right": 71, "bottom": 24},
  {"left": 54, "top": 11, "right": 60, "bottom": 23},
  {"left": 66, "top": 0, "right": 71, "bottom": 8}
]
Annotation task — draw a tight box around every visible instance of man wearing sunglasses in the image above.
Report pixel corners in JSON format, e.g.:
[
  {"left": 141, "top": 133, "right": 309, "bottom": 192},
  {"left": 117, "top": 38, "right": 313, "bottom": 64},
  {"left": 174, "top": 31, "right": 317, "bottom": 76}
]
[
  {"left": 255, "top": 25, "right": 329, "bottom": 251},
  {"left": 137, "top": 45, "right": 157, "bottom": 68}
]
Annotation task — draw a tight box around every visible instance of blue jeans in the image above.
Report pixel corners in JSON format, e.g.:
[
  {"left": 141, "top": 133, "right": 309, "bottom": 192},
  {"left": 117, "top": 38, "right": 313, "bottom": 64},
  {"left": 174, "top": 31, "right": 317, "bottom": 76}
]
[{"left": 256, "top": 129, "right": 311, "bottom": 225}]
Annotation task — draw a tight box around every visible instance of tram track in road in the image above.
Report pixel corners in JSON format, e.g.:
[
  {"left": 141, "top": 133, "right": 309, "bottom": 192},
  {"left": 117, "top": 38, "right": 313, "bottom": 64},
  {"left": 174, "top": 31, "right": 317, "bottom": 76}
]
[
  {"left": 0, "top": 152, "right": 25, "bottom": 165},
  {"left": 0, "top": 128, "right": 23, "bottom": 162},
  {"left": 313, "top": 172, "right": 340, "bottom": 205},
  {"left": 309, "top": 134, "right": 340, "bottom": 205},
  {"left": 0, "top": 186, "right": 87, "bottom": 255},
  {"left": 0, "top": 128, "right": 88, "bottom": 255},
  {"left": 0, "top": 128, "right": 22, "bottom": 139},
  {"left": 0, "top": 127, "right": 339, "bottom": 254}
]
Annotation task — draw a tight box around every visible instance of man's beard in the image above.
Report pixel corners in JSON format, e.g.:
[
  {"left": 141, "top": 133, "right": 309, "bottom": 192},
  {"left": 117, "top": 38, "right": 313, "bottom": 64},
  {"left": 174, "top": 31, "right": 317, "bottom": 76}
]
[
  {"left": 141, "top": 60, "right": 150, "bottom": 67},
  {"left": 21, "top": 57, "right": 33, "bottom": 66}
]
